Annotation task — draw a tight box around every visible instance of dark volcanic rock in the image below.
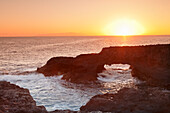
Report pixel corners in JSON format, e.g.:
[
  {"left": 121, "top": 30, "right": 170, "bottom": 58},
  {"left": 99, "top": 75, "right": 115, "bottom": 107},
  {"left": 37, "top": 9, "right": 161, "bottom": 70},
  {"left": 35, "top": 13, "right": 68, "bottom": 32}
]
[
  {"left": 80, "top": 88, "right": 170, "bottom": 113},
  {"left": 37, "top": 57, "right": 75, "bottom": 76},
  {"left": 1, "top": 81, "right": 169, "bottom": 113},
  {"left": 37, "top": 44, "right": 170, "bottom": 87},
  {"left": 0, "top": 81, "right": 47, "bottom": 113}
]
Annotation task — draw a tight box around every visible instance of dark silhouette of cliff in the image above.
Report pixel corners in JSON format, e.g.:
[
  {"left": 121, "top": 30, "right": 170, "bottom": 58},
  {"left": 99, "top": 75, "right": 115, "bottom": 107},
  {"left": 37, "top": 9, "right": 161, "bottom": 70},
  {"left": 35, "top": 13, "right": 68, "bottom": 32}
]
[{"left": 37, "top": 44, "right": 170, "bottom": 88}]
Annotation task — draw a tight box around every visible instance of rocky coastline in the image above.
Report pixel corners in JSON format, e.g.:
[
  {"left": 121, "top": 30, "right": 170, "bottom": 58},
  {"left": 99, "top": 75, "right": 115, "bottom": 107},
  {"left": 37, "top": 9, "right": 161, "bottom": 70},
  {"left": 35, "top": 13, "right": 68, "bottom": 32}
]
[
  {"left": 37, "top": 44, "right": 170, "bottom": 88},
  {"left": 80, "top": 87, "right": 170, "bottom": 113},
  {"left": 0, "top": 81, "right": 47, "bottom": 113},
  {"left": 0, "top": 81, "right": 169, "bottom": 113},
  {"left": 1, "top": 44, "right": 170, "bottom": 113}
]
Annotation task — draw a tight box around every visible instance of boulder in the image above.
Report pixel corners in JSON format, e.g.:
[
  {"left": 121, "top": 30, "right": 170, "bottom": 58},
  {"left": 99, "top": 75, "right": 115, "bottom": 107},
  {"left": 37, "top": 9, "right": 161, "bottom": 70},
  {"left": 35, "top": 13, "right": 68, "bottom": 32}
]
[
  {"left": 80, "top": 88, "right": 170, "bottom": 113},
  {"left": 0, "top": 81, "right": 47, "bottom": 113}
]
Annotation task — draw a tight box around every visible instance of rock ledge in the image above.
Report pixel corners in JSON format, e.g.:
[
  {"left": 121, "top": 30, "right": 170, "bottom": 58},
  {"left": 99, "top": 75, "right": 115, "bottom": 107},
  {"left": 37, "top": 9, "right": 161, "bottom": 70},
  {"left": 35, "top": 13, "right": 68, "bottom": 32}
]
[{"left": 0, "top": 81, "right": 47, "bottom": 113}]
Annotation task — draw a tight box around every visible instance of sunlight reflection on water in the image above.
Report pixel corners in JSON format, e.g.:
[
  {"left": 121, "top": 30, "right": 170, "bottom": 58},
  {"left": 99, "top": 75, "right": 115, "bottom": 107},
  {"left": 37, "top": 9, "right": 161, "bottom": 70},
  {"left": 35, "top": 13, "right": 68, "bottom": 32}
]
[{"left": 0, "top": 36, "right": 169, "bottom": 111}]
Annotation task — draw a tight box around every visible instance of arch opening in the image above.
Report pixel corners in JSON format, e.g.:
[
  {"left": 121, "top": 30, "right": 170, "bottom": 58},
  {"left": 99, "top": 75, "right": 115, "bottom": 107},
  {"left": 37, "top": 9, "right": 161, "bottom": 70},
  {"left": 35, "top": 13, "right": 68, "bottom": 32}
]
[{"left": 98, "top": 64, "right": 132, "bottom": 82}]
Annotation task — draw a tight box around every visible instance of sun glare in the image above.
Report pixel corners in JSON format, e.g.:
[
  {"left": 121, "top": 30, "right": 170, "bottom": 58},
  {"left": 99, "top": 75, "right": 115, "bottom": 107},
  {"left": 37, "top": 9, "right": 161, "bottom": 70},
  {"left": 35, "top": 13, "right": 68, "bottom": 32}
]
[{"left": 104, "top": 19, "right": 145, "bottom": 36}]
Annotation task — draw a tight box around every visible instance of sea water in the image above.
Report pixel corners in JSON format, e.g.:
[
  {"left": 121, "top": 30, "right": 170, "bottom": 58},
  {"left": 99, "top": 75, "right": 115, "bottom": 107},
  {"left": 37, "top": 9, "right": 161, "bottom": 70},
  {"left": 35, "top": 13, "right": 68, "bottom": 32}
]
[{"left": 0, "top": 36, "right": 170, "bottom": 111}]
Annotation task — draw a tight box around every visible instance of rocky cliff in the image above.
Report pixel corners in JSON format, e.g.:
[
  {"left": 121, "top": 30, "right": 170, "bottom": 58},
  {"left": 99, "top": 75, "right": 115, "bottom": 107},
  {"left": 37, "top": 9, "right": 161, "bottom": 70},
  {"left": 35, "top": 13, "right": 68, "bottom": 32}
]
[
  {"left": 80, "top": 87, "right": 170, "bottom": 113},
  {"left": 0, "top": 81, "right": 47, "bottom": 113},
  {"left": 37, "top": 44, "right": 170, "bottom": 88}
]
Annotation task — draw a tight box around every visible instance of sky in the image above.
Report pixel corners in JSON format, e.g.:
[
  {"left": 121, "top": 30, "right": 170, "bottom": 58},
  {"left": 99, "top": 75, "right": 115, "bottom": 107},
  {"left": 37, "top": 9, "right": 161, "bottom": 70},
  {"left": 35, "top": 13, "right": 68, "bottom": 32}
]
[{"left": 0, "top": 0, "right": 170, "bottom": 36}]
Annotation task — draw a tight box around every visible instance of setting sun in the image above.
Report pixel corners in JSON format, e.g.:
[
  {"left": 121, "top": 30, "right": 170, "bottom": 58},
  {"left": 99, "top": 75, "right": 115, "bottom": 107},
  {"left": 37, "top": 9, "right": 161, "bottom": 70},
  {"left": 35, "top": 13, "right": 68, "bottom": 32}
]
[
  {"left": 0, "top": 1, "right": 170, "bottom": 112},
  {"left": 104, "top": 19, "right": 145, "bottom": 36}
]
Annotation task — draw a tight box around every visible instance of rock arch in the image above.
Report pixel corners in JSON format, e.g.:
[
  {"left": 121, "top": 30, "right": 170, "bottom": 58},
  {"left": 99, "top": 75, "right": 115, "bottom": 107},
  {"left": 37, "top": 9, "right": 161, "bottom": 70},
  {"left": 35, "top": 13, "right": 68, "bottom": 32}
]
[{"left": 37, "top": 44, "right": 170, "bottom": 88}]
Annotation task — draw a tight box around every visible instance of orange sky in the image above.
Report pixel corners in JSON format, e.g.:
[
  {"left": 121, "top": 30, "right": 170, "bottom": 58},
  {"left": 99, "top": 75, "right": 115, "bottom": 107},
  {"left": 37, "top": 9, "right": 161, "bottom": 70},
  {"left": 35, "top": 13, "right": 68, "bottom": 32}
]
[{"left": 0, "top": 0, "right": 170, "bottom": 36}]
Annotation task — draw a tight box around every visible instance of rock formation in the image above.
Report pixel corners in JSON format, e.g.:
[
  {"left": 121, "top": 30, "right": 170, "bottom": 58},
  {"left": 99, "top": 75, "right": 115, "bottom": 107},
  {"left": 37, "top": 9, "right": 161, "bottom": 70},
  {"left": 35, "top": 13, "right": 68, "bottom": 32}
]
[
  {"left": 80, "top": 87, "right": 170, "bottom": 113},
  {"left": 37, "top": 44, "right": 170, "bottom": 88},
  {"left": 1, "top": 81, "right": 169, "bottom": 113},
  {"left": 0, "top": 81, "right": 47, "bottom": 113},
  {"left": 0, "top": 81, "right": 78, "bottom": 113}
]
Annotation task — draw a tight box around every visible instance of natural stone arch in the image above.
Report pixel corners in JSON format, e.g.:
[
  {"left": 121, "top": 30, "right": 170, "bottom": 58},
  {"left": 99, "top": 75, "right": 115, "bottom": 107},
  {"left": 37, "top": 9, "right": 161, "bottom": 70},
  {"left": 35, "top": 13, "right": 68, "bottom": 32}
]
[{"left": 37, "top": 44, "right": 170, "bottom": 88}]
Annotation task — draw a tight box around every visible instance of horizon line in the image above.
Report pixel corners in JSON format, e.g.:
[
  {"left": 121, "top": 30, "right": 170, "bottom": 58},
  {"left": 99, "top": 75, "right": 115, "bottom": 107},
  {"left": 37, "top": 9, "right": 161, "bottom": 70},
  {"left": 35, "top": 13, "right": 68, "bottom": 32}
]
[{"left": 0, "top": 34, "right": 170, "bottom": 38}]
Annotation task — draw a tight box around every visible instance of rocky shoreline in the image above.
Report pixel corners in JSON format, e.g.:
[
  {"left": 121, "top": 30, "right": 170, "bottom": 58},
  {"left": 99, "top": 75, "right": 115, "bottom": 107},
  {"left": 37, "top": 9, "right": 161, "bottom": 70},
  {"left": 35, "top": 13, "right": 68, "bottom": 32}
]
[
  {"left": 80, "top": 87, "right": 170, "bottom": 113},
  {"left": 0, "top": 81, "right": 47, "bottom": 113},
  {"left": 1, "top": 44, "right": 170, "bottom": 113},
  {"left": 37, "top": 44, "right": 170, "bottom": 88},
  {"left": 0, "top": 81, "right": 169, "bottom": 113}
]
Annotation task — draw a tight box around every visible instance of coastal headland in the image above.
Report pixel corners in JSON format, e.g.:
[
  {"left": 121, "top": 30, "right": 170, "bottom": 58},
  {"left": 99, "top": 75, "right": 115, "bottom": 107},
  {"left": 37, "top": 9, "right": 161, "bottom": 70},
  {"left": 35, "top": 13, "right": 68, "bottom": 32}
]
[
  {"left": 37, "top": 44, "right": 170, "bottom": 88},
  {"left": 1, "top": 44, "right": 170, "bottom": 113}
]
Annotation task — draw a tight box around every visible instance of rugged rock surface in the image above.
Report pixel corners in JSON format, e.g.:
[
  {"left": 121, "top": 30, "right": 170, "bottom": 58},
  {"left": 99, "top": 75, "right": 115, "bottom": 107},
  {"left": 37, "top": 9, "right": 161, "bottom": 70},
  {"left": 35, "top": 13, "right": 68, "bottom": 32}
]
[
  {"left": 1, "top": 81, "right": 169, "bottom": 113},
  {"left": 80, "top": 87, "right": 170, "bottom": 113},
  {"left": 37, "top": 44, "right": 170, "bottom": 88},
  {"left": 0, "top": 81, "right": 47, "bottom": 113}
]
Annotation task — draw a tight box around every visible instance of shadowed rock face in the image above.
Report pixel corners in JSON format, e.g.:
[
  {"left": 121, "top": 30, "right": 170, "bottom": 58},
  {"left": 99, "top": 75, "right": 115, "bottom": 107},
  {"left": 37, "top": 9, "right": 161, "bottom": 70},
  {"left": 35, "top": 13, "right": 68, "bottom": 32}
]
[
  {"left": 37, "top": 44, "right": 170, "bottom": 88},
  {"left": 80, "top": 88, "right": 170, "bottom": 113},
  {"left": 0, "top": 81, "right": 47, "bottom": 113}
]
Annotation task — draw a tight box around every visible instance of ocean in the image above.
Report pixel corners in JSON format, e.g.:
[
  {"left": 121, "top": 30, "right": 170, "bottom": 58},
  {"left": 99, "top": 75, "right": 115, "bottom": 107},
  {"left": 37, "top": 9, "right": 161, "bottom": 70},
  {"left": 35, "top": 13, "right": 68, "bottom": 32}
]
[{"left": 0, "top": 36, "right": 170, "bottom": 111}]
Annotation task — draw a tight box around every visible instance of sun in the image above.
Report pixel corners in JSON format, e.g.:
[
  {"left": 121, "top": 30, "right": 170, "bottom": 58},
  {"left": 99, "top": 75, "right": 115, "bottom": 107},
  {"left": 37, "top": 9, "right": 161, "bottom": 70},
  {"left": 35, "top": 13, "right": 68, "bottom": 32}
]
[{"left": 104, "top": 19, "right": 145, "bottom": 36}]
